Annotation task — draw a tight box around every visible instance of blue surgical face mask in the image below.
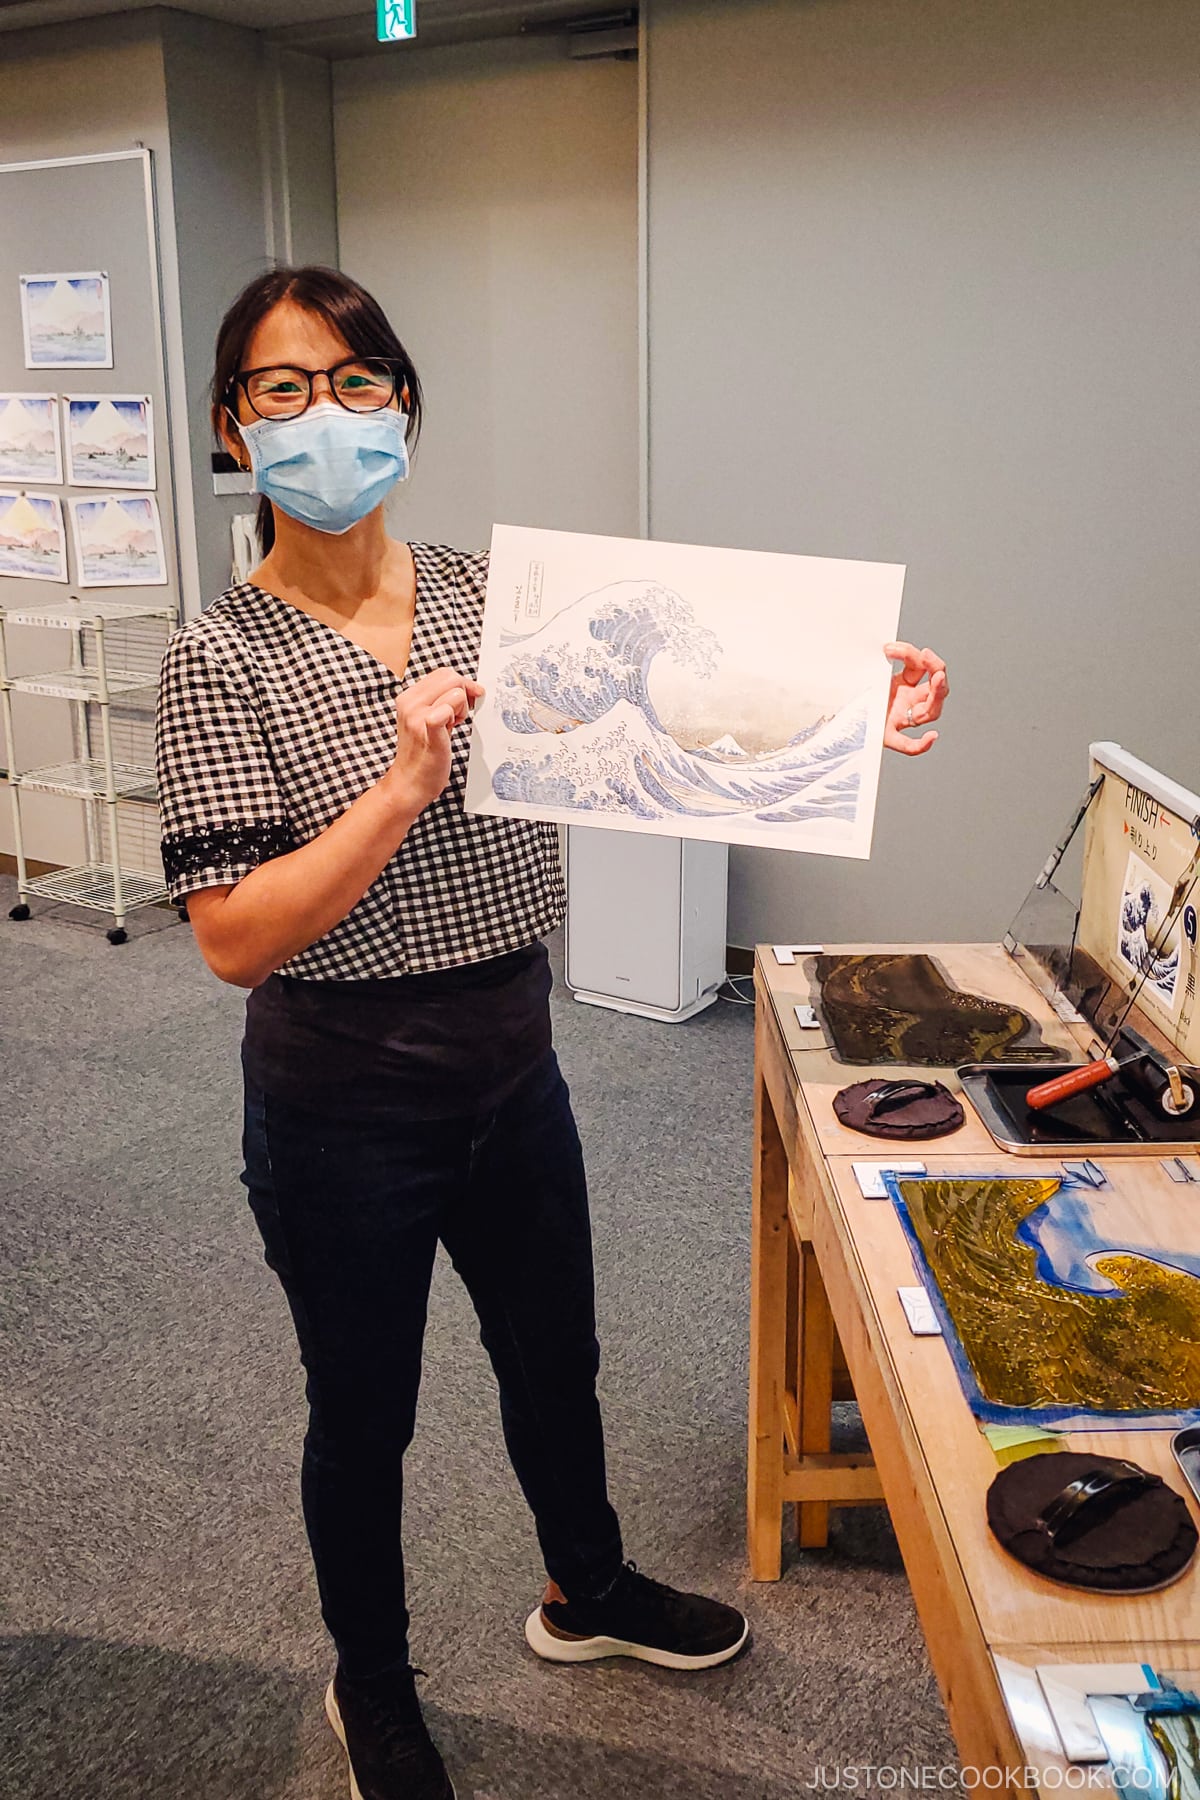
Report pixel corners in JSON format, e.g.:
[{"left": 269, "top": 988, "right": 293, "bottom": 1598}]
[{"left": 239, "top": 403, "right": 410, "bottom": 535}]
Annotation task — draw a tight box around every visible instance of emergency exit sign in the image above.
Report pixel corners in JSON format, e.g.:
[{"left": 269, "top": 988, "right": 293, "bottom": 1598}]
[{"left": 377, "top": 0, "right": 415, "bottom": 41}]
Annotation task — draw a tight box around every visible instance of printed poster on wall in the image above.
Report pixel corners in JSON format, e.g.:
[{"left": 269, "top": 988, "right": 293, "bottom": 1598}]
[
  {"left": 465, "top": 524, "right": 906, "bottom": 860},
  {"left": 20, "top": 272, "right": 113, "bottom": 370},
  {"left": 0, "top": 490, "right": 68, "bottom": 582},
  {"left": 68, "top": 494, "right": 166, "bottom": 587},
  {"left": 65, "top": 395, "right": 155, "bottom": 489},
  {"left": 0, "top": 395, "right": 63, "bottom": 485}
]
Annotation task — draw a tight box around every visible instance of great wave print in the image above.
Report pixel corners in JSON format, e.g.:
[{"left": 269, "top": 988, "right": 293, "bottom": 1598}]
[
  {"left": 1116, "top": 850, "right": 1181, "bottom": 1007},
  {"left": 466, "top": 525, "right": 906, "bottom": 861},
  {"left": 490, "top": 581, "right": 868, "bottom": 831}
]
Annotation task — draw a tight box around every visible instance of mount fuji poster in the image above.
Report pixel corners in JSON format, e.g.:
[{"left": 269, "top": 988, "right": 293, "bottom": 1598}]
[
  {"left": 68, "top": 494, "right": 166, "bottom": 586},
  {"left": 0, "top": 396, "right": 63, "bottom": 485},
  {"left": 0, "top": 491, "right": 68, "bottom": 582},
  {"left": 20, "top": 273, "right": 113, "bottom": 370},
  {"left": 465, "top": 525, "right": 906, "bottom": 860},
  {"left": 65, "top": 396, "right": 155, "bottom": 489}
]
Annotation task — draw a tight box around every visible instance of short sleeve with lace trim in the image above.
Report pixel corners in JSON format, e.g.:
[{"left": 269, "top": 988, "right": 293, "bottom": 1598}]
[{"left": 155, "top": 630, "right": 295, "bottom": 905}]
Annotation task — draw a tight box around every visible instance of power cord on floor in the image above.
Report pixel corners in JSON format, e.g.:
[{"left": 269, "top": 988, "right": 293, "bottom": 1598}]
[{"left": 720, "top": 972, "right": 756, "bottom": 1007}]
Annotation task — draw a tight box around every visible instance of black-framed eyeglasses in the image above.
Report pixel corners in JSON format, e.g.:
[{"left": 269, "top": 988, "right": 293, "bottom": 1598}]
[{"left": 230, "top": 358, "right": 407, "bottom": 421}]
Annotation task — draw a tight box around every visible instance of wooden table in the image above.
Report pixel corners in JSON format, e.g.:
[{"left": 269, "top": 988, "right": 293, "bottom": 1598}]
[{"left": 749, "top": 942, "right": 1200, "bottom": 1784}]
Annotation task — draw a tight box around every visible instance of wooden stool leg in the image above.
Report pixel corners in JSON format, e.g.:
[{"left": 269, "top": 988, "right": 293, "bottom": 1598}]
[
  {"left": 831, "top": 1320, "right": 855, "bottom": 1402},
  {"left": 796, "top": 1239, "right": 834, "bottom": 1548},
  {"left": 783, "top": 1220, "right": 800, "bottom": 1455},
  {"left": 747, "top": 1018, "right": 790, "bottom": 1581}
]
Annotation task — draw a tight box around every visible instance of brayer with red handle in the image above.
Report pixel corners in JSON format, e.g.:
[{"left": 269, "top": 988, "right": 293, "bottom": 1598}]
[
  {"left": 1025, "top": 1057, "right": 1123, "bottom": 1111},
  {"left": 1026, "top": 1054, "right": 1198, "bottom": 1117}
]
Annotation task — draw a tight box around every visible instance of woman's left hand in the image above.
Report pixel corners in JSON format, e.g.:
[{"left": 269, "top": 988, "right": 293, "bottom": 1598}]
[{"left": 883, "top": 641, "right": 949, "bottom": 756}]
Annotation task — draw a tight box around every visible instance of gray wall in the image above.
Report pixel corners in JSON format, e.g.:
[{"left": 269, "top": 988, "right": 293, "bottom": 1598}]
[
  {"left": 272, "top": 47, "right": 339, "bottom": 268},
  {"left": 160, "top": 13, "right": 338, "bottom": 612},
  {"left": 0, "top": 12, "right": 169, "bottom": 162},
  {"left": 646, "top": 0, "right": 1200, "bottom": 947},
  {"left": 334, "top": 35, "right": 639, "bottom": 551}
]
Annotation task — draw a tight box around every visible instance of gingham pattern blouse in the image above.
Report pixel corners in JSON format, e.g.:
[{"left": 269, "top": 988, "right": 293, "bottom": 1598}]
[{"left": 155, "top": 542, "right": 565, "bottom": 979}]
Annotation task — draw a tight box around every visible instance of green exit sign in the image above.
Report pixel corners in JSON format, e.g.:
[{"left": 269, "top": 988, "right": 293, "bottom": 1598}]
[{"left": 377, "top": 0, "right": 415, "bottom": 41}]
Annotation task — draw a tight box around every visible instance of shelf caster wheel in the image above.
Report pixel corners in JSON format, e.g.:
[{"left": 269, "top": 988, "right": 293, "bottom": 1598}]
[
  {"left": 9, "top": 903, "right": 31, "bottom": 920},
  {"left": 107, "top": 927, "right": 128, "bottom": 945}
]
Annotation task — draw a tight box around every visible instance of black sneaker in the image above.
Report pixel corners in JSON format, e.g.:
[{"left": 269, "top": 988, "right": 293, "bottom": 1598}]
[
  {"left": 525, "top": 1561, "right": 750, "bottom": 1671},
  {"left": 325, "top": 1665, "right": 456, "bottom": 1800}
]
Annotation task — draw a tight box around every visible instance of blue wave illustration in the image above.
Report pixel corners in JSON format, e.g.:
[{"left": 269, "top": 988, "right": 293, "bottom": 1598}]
[
  {"left": 1119, "top": 879, "right": 1180, "bottom": 1002},
  {"left": 1017, "top": 1179, "right": 1200, "bottom": 1296},
  {"left": 497, "top": 581, "right": 718, "bottom": 736},
  {"left": 491, "top": 581, "right": 868, "bottom": 828}
]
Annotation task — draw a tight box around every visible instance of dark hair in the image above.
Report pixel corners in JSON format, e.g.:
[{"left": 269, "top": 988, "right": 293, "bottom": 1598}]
[{"left": 211, "top": 265, "right": 423, "bottom": 555}]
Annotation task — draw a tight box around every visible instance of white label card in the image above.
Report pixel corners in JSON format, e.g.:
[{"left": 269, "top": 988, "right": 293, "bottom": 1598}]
[
  {"left": 852, "top": 1160, "right": 926, "bottom": 1199},
  {"left": 898, "top": 1287, "right": 942, "bottom": 1336}
]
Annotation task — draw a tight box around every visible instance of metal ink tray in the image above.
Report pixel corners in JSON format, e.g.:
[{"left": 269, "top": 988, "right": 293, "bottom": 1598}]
[
  {"left": 958, "top": 1062, "right": 1200, "bottom": 1158},
  {"left": 1172, "top": 1427, "right": 1200, "bottom": 1509}
]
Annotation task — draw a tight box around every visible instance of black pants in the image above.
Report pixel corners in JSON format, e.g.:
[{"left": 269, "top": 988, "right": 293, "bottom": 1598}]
[{"left": 240, "top": 1048, "right": 625, "bottom": 1679}]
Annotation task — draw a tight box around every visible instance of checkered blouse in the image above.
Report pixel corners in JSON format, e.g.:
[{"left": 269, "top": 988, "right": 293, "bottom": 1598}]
[{"left": 154, "top": 542, "right": 565, "bottom": 979}]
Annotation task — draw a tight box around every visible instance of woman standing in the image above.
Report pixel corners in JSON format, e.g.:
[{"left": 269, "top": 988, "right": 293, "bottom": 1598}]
[{"left": 155, "top": 266, "right": 948, "bottom": 1800}]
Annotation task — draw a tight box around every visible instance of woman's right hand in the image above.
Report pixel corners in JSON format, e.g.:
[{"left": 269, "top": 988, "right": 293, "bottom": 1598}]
[{"left": 383, "top": 667, "right": 485, "bottom": 818}]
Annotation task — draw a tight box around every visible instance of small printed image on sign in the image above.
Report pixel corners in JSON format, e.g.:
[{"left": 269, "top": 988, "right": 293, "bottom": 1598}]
[
  {"left": 1117, "top": 850, "right": 1181, "bottom": 1010},
  {"left": 68, "top": 494, "right": 166, "bottom": 587},
  {"left": 0, "top": 490, "right": 68, "bottom": 582},
  {"left": 0, "top": 395, "right": 63, "bottom": 485},
  {"left": 20, "top": 273, "right": 113, "bottom": 370},
  {"left": 65, "top": 396, "right": 155, "bottom": 489}
]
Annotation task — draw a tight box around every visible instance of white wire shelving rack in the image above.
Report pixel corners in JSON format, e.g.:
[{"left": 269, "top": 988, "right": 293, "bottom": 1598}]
[{"left": 0, "top": 594, "right": 176, "bottom": 943}]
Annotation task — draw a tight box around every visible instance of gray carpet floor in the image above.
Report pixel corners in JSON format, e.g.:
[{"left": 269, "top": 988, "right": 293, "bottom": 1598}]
[{"left": 0, "top": 875, "right": 955, "bottom": 1799}]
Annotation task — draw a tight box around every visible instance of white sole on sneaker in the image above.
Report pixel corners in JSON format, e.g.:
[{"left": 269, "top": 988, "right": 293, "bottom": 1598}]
[
  {"left": 324, "top": 1682, "right": 458, "bottom": 1800},
  {"left": 325, "top": 1684, "right": 366, "bottom": 1800},
  {"left": 524, "top": 1605, "right": 749, "bottom": 1671}
]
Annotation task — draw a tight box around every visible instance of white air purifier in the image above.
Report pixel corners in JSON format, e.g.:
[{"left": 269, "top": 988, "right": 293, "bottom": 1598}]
[{"left": 564, "top": 826, "right": 729, "bottom": 1022}]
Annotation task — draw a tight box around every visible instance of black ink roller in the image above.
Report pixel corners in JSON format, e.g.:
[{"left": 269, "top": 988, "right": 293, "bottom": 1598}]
[{"left": 1123, "top": 1057, "right": 1200, "bottom": 1119}]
